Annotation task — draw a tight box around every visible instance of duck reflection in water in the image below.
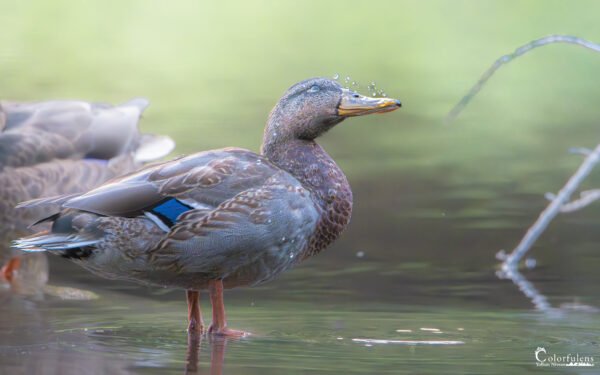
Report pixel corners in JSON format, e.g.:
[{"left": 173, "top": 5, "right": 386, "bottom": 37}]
[{"left": 185, "top": 335, "right": 229, "bottom": 375}]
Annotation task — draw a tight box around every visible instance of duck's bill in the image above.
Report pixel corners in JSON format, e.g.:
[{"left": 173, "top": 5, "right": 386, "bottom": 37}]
[{"left": 338, "top": 90, "right": 402, "bottom": 117}]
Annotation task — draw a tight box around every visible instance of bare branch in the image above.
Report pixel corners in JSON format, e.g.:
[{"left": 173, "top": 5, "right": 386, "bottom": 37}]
[
  {"left": 568, "top": 147, "right": 593, "bottom": 156},
  {"left": 558, "top": 189, "right": 600, "bottom": 213},
  {"left": 503, "top": 143, "right": 600, "bottom": 269},
  {"left": 544, "top": 189, "right": 600, "bottom": 212},
  {"left": 446, "top": 35, "right": 600, "bottom": 124}
]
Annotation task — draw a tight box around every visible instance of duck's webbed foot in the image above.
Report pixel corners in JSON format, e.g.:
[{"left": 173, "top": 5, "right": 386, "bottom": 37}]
[
  {"left": 188, "top": 317, "right": 204, "bottom": 335},
  {"left": 207, "top": 279, "right": 250, "bottom": 338},
  {"left": 207, "top": 325, "right": 249, "bottom": 338}
]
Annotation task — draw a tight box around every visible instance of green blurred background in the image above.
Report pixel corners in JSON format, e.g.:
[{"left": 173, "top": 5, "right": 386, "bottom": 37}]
[
  {"left": 1, "top": 0, "right": 600, "bottom": 182},
  {"left": 1, "top": 1, "right": 600, "bottom": 374}
]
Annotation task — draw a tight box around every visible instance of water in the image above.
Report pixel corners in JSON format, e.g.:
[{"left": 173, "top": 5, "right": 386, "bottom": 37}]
[
  {"left": 2, "top": 179, "right": 599, "bottom": 374},
  {"left": 2, "top": 1, "right": 600, "bottom": 373}
]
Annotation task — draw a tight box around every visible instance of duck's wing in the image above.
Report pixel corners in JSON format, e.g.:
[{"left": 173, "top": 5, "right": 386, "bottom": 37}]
[
  {"left": 148, "top": 169, "right": 319, "bottom": 280},
  {"left": 0, "top": 98, "right": 169, "bottom": 169},
  {"left": 39, "top": 148, "right": 283, "bottom": 219}
]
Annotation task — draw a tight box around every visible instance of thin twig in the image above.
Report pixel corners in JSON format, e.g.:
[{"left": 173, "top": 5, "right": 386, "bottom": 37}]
[
  {"left": 568, "top": 147, "right": 592, "bottom": 156},
  {"left": 546, "top": 189, "right": 600, "bottom": 213},
  {"left": 502, "top": 143, "right": 600, "bottom": 270},
  {"left": 446, "top": 35, "right": 600, "bottom": 124}
]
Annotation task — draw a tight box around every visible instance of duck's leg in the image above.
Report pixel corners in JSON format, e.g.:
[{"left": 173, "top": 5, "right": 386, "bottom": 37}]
[
  {"left": 1, "top": 257, "right": 21, "bottom": 282},
  {"left": 207, "top": 279, "right": 248, "bottom": 337},
  {"left": 186, "top": 290, "right": 204, "bottom": 335}
]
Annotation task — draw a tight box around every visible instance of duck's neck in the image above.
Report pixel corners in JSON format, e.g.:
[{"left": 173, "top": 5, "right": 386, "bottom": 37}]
[{"left": 262, "top": 137, "right": 353, "bottom": 257}]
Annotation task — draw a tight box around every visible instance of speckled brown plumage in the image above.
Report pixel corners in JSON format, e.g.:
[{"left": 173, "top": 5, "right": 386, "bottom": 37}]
[
  {"left": 15, "top": 78, "right": 401, "bottom": 335},
  {"left": 266, "top": 139, "right": 353, "bottom": 260}
]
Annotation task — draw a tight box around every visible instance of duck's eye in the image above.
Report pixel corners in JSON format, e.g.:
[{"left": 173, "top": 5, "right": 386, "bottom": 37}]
[{"left": 307, "top": 85, "right": 320, "bottom": 93}]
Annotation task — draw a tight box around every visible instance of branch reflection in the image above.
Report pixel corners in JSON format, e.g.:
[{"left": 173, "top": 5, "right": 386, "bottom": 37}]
[{"left": 497, "top": 261, "right": 599, "bottom": 314}]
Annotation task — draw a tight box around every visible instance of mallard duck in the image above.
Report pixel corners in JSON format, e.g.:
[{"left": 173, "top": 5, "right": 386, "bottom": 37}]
[
  {"left": 14, "top": 78, "right": 401, "bottom": 336},
  {"left": 0, "top": 99, "right": 174, "bottom": 283}
]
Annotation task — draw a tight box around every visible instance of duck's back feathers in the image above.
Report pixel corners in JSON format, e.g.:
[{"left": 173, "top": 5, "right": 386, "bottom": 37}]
[
  {"left": 62, "top": 148, "right": 280, "bottom": 218},
  {"left": 0, "top": 98, "right": 156, "bottom": 170},
  {"left": 0, "top": 98, "right": 175, "bottom": 239}
]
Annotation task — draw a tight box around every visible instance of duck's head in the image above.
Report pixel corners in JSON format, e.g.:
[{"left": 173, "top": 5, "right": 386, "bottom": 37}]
[{"left": 262, "top": 77, "right": 401, "bottom": 153}]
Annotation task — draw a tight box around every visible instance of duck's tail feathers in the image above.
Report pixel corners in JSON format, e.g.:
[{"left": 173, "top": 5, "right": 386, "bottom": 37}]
[
  {"left": 12, "top": 231, "right": 99, "bottom": 253},
  {"left": 120, "top": 98, "right": 150, "bottom": 112},
  {"left": 15, "top": 193, "right": 82, "bottom": 228},
  {"left": 134, "top": 133, "right": 175, "bottom": 163},
  {"left": 16, "top": 193, "right": 80, "bottom": 210},
  {"left": 0, "top": 102, "right": 6, "bottom": 131}
]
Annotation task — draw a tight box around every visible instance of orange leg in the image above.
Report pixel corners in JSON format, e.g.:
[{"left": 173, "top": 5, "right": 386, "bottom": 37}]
[
  {"left": 186, "top": 290, "right": 204, "bottom": 335},
  {"left": 1, "top": 257, "right": 21, "bottom": 282},
  {"left": 207, "top": 280, "right": 248, "bottom": 337}
]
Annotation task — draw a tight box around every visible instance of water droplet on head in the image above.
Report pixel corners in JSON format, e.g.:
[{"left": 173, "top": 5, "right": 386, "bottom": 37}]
[
  {"left": 281, "top": 236, "right": 286, "bottom": 242},
  {"left": 289, "top": 253, "right": 295, "bottom": 259}
]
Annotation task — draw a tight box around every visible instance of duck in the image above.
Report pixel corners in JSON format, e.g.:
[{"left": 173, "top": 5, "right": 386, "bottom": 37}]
[
  {"left": 0, "top": 98, "right": 174, "bottom": 284},
  {"left": 14, "top": 78, "right": 401, "bottom": 336}
]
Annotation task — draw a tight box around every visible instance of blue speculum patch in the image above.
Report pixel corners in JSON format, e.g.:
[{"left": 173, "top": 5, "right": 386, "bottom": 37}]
[{"left": 149, "top": 198, "right": 193, "bottom": 226}]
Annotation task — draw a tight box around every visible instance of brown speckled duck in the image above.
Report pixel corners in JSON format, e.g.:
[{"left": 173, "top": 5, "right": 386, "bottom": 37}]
[
  {"left": 14, "top": 78, "right": 401, "bottom": 336},
  {"left": 0, "top": 99, "right": 174, "bottom": 284}
]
